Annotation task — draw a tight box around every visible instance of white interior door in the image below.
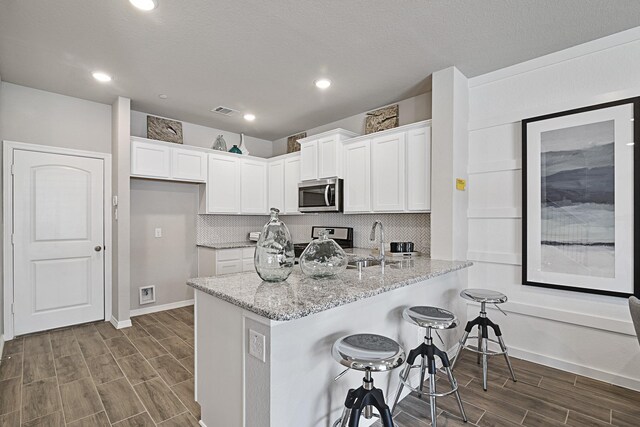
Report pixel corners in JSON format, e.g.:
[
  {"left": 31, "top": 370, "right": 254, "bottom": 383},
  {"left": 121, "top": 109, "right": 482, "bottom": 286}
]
[{"left": 13, "top": 149, "right": 105, "bottom": 335}]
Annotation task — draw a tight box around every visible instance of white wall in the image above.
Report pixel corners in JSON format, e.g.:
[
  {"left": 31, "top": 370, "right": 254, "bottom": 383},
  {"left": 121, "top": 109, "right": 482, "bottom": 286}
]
[
  {"left": 466, "top": 28, "right": 640, "bottom": 389},
  {"left": 131, "top": 110, "right": 273, "bottom": 158},
  {"left": 271, "top": 92, "right": 432, "bottom": 156},
  {"left": 131, "top": 179, "right": 198, "bottom": 311},
  {"left": 0, "top": 82, "right": 112, "bottom": 153}
]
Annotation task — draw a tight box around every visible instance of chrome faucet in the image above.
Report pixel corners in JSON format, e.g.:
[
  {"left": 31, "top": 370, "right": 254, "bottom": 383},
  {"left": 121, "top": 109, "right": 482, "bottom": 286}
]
[{"left": 370, "top": 220, "right": 385, "bottom": 262}]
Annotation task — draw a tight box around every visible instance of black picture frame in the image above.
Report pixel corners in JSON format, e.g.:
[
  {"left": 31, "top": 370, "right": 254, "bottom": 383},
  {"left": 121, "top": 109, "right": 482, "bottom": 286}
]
[{"left": 522, "top": 97, "right": 640, "bottom": 298}]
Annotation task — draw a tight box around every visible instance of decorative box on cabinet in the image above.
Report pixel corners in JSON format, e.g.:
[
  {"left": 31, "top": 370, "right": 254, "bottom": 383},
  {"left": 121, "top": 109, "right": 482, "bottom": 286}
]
[{"left": 298, "top": 129, "right": 359, "bottom": 181}]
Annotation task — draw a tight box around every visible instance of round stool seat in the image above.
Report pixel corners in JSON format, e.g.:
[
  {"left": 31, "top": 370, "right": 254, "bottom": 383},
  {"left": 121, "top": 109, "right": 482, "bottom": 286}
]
[
  {"left": 332, "top": 333, "right": 405, "bottom": 372},
  {"left": 461, "top": 289, "right": 507, "bottom": 304},
  {"left": 402, "top": 306, "right": 458, "bottom": 329}
]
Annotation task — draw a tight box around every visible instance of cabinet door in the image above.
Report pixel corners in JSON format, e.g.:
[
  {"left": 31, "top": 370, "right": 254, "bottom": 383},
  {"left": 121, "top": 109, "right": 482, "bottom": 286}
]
[
  {"left": 216, "top": 260, "right": 243, "bottom": 275},
  {"left": 284, "top": 156, "right": 301, "bottom": 214},
  {"left": 268, "top": 160, "right": 285, "bottom": 212},
  {"left": 406, "top": 126, "right": 431, "bottom": 211},
  {"left": 131, "top": 140, "right": 170, "bottom": 178},
  {"left": 343, "top": 140, "right": 371, "bottom": 213},
  {"left": 372, "top": 132, "right": 406, "bottom": 212},
  {"left": 172, "top": 148, "right": 207, "bottom": 182},
  {"left": 207, "top": 154, "right": 240, "bottom": 214},
  {"left": 318, "top": 136, "right": 339, "bottom": 178},
  {"left": 300, "top": 140, "right": 318, "bottom": 181},
  {"left": 241, "top": 159, "right": 268, "bottom": 214}
]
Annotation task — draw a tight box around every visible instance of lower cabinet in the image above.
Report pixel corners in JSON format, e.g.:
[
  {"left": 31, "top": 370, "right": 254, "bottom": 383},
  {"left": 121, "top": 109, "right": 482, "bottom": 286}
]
[{"left": 197, "top": 247, "right": 256, "bottom": 276}]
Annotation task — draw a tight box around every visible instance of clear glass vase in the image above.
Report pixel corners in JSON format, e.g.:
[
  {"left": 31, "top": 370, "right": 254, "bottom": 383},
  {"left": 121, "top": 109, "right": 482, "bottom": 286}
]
[
  {"left": 212, "top": 135, "right": 227, "bottom": 151},
  {"left": 299, "top": 230, "right": 348, "bottom": 278},
  {"left": 254, "top": 208, "right": 295, "bottom": 282}
]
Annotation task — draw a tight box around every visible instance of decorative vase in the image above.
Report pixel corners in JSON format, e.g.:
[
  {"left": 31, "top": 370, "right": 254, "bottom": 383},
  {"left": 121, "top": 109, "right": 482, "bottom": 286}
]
[
  {"left": 239, "top": 133, "right": 250, "bottom": 155},
  {"left": 299, "top": 230, "right": 348, "bottom": 278},
  {"left": 229, "top": 145, "right": 242, "bottom": 154},
  {"left": 254, "top": 208, "right": 295, "bottom": 282},
  {"left": 212, "top": 135, "right": 227, "bottom": 151}
]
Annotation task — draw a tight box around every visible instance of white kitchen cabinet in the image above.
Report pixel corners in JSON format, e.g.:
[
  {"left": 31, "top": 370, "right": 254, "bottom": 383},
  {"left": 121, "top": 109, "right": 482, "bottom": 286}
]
[
  {"left": 268, "top": 160, "right": 285, "bottom": 212},
  {"left": 172, "top": 147, "right": 207, "bottom": 182},
  {"left": 406, "top": 126, "right": 431, "bottom": 211},
  {"left": 131, "top": 137, "right": 206, "bottom": 183},
  {"left": 284, "top": 156, "right": 301, "bottom": 214},
  {"left": 131, "top": 139, "right": 171, "bottom": 179},
  {"left": 371, "top": 132, "right": 406, "bottom": 212},
  {"left": 206, "top": 153, "right": 241, "bottom": 214},
  {"left": 342, "top": 120, "right": 431, "bottom": 214},
  {"left": 298, "top": 129, "right": 359, "bottom": 181},
  {"left": 198, "top": 246, "right": 256, "bottom": 276},
  {"left": 343, "top": 139, "right": 371, "bottom": 213},
  {"left": 241, "top": 158, "right": 268, "bottom": 214},
  {"left": 299, "top": 140, "right": 318, "bottom": 181}
]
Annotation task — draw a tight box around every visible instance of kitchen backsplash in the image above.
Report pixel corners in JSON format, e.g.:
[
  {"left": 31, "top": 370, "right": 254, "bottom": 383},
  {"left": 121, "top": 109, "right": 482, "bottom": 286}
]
[{"left": 197, "top": 213, "right": 431, "bottom": 256}]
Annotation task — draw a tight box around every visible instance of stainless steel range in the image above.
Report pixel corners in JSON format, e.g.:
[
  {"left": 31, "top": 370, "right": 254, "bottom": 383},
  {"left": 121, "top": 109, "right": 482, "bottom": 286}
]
[{"left": 294, "top": 226, "right": 354, "bottom": 258}]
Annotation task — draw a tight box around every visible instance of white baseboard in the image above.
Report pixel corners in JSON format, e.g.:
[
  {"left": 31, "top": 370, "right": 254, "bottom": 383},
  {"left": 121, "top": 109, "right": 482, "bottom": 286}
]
[
  {"left": 198, "top": 420, "right": 207, "bottom": 427},
  {"left": 507, "top": 345, "right": 640, "bottom": 392},
  {"left": 109, "top": 317, "right": 132, "bottom": 330},
  {"left": 130, "top": 299, "right": 194, "bottom": 317},
  {"left": 0, "top": 334, "right": 4, "bottom": 359}
]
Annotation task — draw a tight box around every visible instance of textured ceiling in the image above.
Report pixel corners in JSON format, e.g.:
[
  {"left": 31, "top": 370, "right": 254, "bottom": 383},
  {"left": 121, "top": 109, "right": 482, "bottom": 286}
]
[{"left": 1, "top": 0, "right": 640, "bottom": 140}]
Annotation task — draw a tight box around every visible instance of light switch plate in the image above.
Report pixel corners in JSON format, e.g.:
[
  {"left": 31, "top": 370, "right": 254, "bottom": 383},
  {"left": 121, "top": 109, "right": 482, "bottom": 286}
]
[
  {"left": 154, "top": 228, "right": 162, "bottom": 238},
  {"left": 248, "top": 329, "right": 265, "bottom": 362}
]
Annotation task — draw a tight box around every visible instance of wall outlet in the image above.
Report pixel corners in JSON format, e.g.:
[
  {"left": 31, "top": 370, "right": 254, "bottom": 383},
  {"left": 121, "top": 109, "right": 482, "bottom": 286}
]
[
  {"left": 248, "top": 329, "right": 265, "bottom": 362},
  {"left": 154, "top": 228, "right": 162, "bottom": 238}
]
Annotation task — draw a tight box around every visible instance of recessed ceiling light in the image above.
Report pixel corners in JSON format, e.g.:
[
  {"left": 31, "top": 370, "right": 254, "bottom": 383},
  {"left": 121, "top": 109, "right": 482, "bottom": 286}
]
[
  {"left": 627, "top": 142, "right": 635, "bottom": 146},
  {"left": 243, "top": 113, "right": 256, "bottom": 121},
  {"left": 158, "top": 94, "right": 168, "bottom": 99},
  {"left": 314, "top": 79, "right": 331, "bottom": 89},
  {"left": 129, "top": 0, "right": 158, "bottom": 11},
  {"left": 92, "top": 72, "right": 112, "bottom": 82}
]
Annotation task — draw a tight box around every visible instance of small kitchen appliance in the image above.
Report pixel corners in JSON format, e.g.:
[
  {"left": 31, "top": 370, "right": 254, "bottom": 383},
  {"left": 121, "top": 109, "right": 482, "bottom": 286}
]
[{"left": 298, "top": 178, "right": 343, "bottom": 213}]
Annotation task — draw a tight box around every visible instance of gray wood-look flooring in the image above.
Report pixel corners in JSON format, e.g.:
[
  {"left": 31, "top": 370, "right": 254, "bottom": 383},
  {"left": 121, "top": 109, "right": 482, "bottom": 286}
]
[
  {"left": 0, "top": 306, "right": 198, "bottom": 426},
  {"left": 372, "top": 349, "right": 640, "bottom": 427}
]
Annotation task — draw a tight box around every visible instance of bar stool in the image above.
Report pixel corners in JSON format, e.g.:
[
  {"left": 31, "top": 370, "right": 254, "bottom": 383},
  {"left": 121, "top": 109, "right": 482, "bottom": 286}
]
[
  {"left": 332, "top": 333, "right": 405, "bottom": 427},
  {"left": 391, "top": 306, "right": 467, "bottom": 427},
  {"left": 451, "top": 289, "right": 517, "bottom": 391}
]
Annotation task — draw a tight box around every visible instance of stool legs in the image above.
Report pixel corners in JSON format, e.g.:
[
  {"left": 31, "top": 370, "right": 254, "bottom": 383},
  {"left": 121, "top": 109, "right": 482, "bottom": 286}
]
[
  {"left": 451, "top": 303, "right": 517, "bottom": 391},
  {"left": 334, "top": 371, "right": 395, "bottom": 427},
  {"left": 391, "top": 329, "right": 467, "bottom": 426}
]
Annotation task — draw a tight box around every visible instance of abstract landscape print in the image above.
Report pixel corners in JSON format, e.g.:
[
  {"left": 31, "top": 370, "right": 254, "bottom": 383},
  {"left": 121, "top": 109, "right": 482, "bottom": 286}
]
[{"left": 540, "top": 120, "right": 615, "bottom": 278}]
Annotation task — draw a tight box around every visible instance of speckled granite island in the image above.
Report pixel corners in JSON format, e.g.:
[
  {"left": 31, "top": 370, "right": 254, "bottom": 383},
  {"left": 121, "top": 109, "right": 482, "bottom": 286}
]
[{"left": 188, "top": 257, "right": 471, "bottom": 427}]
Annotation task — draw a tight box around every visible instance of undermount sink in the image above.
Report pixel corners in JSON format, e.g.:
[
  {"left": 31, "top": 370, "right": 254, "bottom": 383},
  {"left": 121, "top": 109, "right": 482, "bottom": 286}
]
[{"left": 347, "top": 259, "right": 399, "bottom": 269}]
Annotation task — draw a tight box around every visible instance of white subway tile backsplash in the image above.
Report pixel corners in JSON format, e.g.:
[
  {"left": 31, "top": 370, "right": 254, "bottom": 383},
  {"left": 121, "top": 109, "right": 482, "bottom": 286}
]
[{"left": 197, "top": 213, "right": 430, "bottom": 256}]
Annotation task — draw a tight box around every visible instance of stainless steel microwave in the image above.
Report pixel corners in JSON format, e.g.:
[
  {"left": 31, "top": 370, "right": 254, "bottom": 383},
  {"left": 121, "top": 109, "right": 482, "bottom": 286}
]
[{"left": 298, "top": 178, "right": 343, "bottom": 213}]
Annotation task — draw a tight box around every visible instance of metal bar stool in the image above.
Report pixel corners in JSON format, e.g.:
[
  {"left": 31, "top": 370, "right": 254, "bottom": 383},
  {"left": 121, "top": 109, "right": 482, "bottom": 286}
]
[
  {"left": 332, "top": 333, "right": 405, "bottom": 427},
  {"left": 391, "top": 306, "right": 467, "bottom": 427},
  {"left": 451, "top": 289, "right": 517, "bottom": 391}
]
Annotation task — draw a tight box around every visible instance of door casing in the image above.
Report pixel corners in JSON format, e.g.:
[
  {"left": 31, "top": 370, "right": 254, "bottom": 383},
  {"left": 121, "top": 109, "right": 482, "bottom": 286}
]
[{"left": 3, "top": 140, "right": 112, "bottom": 340}]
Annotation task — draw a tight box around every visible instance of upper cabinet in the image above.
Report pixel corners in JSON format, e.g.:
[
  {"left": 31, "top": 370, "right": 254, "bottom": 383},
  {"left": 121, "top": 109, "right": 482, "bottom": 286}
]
[
  {"left": 266, "top": 152, "right": 301, "bottom": 215},
  {"left": 298, "top": 129, "right": 359, "bottom": 181},
  {"left": 131, "top": 137, "right": 206, "bottom": 182},
  {"left": 241, "top": 158, "right": 268, "bottom": 214},
  {"left": 205, "top": 153, "right": 241, "bottom": 214},
  {"left": 343, "top": 121, "right": 431, "bottom": 214}
]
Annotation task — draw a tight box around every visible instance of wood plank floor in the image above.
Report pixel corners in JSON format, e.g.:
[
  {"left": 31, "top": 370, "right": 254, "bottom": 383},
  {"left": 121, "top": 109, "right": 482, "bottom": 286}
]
[
  {"left": 373, "top": 349, "right": 640, "bottom": 427},
  {"left": 0, "top": 306, "right": 198, "bottom": 426}
]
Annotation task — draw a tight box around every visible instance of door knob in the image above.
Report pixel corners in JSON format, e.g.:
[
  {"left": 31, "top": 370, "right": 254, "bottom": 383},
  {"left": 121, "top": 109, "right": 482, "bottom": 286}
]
[{"left": 95, "top": 246, "right": 102, "bottom": 252}]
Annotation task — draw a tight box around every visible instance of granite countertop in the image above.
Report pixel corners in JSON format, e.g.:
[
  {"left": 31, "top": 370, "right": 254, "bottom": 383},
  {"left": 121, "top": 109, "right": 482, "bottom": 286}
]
[
  {"left": 197, "top": 241, "right": 256, "bottom": 249},
  {"left": 187, "top": 257, "right": 472, "bottom": 321}
]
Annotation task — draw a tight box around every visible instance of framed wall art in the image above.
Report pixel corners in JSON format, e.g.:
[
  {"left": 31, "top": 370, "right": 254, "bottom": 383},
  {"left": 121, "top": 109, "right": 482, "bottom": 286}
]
[{"left": 522, "top": 97, "right": 639, "bottom": 298}]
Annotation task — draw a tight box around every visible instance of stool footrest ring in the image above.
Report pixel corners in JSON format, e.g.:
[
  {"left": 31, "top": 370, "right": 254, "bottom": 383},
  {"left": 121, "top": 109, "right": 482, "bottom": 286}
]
[
  {"left": 398, "top": 364, "right": 460, "bottom": 398},
  {"left": 460, "top": 336, "right": 508, "bottom": 356}
]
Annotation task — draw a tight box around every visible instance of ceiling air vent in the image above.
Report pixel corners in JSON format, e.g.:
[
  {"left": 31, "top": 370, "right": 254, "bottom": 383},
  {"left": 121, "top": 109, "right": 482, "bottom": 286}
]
[{"left": 211, "top": 106, "right": 238, "bottom": 116}]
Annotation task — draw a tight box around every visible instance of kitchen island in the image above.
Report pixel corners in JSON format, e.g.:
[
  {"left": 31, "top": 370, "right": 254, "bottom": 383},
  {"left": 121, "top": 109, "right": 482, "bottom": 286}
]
[{"left": 188, "top": 257, "right": 471, "bottom": 427}]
